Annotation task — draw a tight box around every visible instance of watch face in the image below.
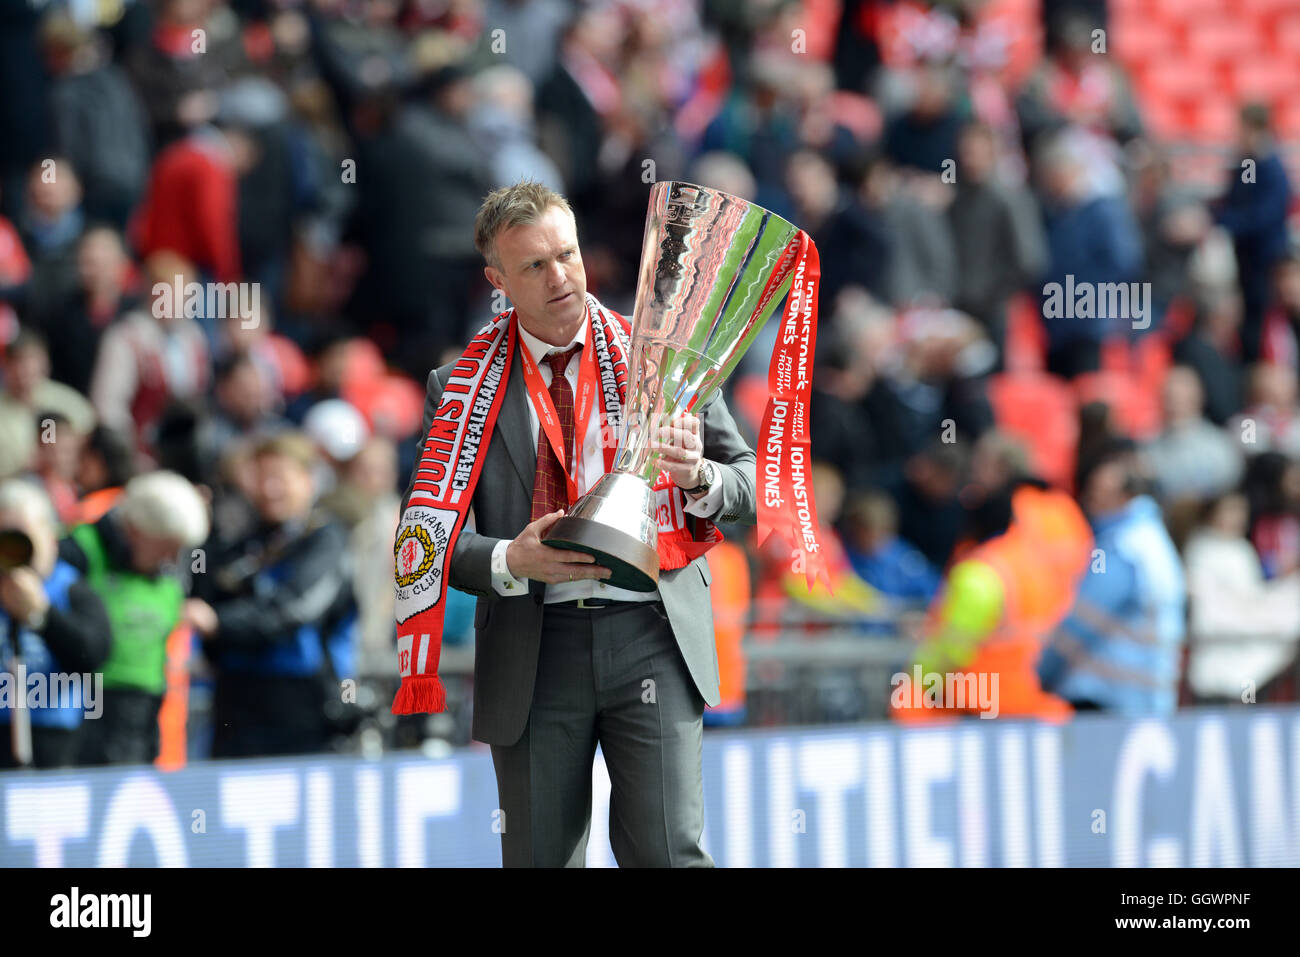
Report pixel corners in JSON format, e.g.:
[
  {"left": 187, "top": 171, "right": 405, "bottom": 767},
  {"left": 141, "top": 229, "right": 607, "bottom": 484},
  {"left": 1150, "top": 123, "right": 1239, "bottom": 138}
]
[{"left": 704, "top": 461, "right": 717, "bottom": 486}]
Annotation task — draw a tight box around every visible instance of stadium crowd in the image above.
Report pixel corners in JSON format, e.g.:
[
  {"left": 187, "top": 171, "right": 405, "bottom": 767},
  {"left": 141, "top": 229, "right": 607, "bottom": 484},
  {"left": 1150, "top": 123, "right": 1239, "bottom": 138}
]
[{"left": 0, "top": 0, "right": 1297, "bottom": 767}]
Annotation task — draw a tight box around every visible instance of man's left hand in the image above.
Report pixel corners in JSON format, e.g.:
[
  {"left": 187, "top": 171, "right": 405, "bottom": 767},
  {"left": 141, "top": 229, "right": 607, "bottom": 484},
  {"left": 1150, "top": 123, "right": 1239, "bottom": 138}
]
[{"left": 654, "top": 412, "right": 706, "bottom": 496}]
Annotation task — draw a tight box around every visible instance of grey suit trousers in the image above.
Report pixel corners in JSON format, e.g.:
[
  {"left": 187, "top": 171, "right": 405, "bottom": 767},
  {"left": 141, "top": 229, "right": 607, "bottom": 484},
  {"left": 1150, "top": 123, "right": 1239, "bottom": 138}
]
[{"left": 489, "top": 599, "right": 713, "bottom": 867}]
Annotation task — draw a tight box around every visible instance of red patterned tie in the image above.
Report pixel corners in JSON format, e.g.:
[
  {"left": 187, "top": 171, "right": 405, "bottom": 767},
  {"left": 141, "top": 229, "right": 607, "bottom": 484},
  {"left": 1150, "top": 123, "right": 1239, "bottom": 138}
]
[{"left": 530, "top": 345, "right": 583, "bottom": 521}]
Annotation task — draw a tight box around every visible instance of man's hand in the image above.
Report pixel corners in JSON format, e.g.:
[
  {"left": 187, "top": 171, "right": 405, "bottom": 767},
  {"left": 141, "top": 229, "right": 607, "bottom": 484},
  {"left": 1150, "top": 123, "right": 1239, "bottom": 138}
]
[
  {"left": 0, "top": 568, "right": 49, "bottom": 626},
  {"left": 505, "top": 510, "right": 612, "bottom": 585},
  {"left": 654, "top": 412, "right": 706, "bottom": 495},
  {"left": 182, "top": 598, "right": 220, "bottom": 639}
]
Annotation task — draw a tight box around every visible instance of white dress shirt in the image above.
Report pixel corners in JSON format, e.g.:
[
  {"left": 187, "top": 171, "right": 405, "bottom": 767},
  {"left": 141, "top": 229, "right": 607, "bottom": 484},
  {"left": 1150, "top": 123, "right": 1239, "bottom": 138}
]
[{"left": 490, "top": 320, "right": 723, "bottom": 602}]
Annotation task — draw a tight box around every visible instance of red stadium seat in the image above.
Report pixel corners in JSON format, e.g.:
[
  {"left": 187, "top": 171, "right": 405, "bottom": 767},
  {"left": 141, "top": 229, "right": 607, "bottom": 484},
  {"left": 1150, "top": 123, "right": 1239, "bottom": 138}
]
[
  {"left": 1188, "top": 98, "right": 1240, "bottom": 144},
  {"left": 988, "top": 372, "right": 1079, "bottom": 489},
  {"left": 1135, "top": 61, "right": 1218, "bottom": 105},
  {"left": 1273, "top": 14, "right": 1300, "bottom": 56},
  {"left": 1229, "top": 60, "right": 1300, "bottom": 104},
  {"left": 1275, "top": 98, "right": 1300, "bottom": 140},
  {"left": 1152, "top": 0, "right": 1236, "bottom": 23},
  {"left": 1184, "top": 18, "right": 1259, "bottom": 64},
  {"left": 1112, "top": 18, "right": 1175, "bottom": 63},
  {"left": 1003, "top": 293, "right": 1045, "bottom": 373}
]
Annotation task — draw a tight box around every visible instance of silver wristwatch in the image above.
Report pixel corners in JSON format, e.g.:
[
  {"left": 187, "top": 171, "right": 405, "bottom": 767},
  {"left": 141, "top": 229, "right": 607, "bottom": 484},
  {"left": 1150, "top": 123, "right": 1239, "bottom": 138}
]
[{"left": 683, "top": 460, "right": 717, "bottom": 495}]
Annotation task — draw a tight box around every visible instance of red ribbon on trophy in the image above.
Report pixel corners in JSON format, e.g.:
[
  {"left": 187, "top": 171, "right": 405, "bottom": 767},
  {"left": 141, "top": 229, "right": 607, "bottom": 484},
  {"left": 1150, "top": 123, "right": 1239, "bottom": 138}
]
[{"left": 755, "top": 231, "right": 832, "bottom": 592}]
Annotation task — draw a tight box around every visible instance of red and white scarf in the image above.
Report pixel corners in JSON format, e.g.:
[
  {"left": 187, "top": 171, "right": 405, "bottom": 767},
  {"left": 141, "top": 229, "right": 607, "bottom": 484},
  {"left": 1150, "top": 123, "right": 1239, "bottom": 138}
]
[{"left": 393, "top": 237, "right": 830, "bottom": 716}]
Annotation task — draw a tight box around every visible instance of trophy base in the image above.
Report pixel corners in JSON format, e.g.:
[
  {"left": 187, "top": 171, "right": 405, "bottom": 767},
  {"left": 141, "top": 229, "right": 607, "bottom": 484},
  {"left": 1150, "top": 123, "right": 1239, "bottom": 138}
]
[
  {"left": 542, "top": 472, "right": 660, "bottom": 592},
  {"left": 544, "top": 516, "right": 659, "bottom": 592}
]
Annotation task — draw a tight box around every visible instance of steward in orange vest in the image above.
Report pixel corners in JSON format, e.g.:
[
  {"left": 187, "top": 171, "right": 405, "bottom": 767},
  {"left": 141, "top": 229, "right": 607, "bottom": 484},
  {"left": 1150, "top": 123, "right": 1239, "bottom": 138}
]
[{"left": 891, "top": 480, "right": 1093, "bottom": 723}]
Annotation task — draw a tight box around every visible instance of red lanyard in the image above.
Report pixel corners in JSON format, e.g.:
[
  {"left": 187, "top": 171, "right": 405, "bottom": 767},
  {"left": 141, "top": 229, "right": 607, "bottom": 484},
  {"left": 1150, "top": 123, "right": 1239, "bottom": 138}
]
[{"left": 516, "top": 320, "right": 609, "bottom": 505}]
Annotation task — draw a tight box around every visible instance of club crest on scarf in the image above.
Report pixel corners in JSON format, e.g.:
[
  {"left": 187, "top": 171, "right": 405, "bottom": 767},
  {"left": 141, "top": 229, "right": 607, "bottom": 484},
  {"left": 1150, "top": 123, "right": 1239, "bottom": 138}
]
[{"left": 394, "top": 506, "right": 453, "bottom": 618}]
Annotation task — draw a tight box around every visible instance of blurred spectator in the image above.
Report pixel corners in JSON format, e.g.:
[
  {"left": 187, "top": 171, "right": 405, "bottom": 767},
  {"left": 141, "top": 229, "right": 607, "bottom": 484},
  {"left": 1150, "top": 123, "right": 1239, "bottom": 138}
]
[
  {"left": 1241, "top": 452, "right": 1300, "bottom": 581},
  {"left": 1173, "top": 288, "right": 1246, "bottom": 426},
  {"left": 468, "top": 64, "right": 565, "bottom": 191},
  {"left": 1128, "top": 139, "right": 1210, "bottom": 331},
  {"left": 696, "top": 51, "right": 802, "bottom": 213},
  {"left": 841, "top": 489, "right": 940, "bottom": 602},
  {"left": 1015, "top": 11, "right": 1142, "bottom": 150},
  {"left": 123, "top": 0, "right": 238, "bottom": 146},
  {"left": 206, "top": 352, "right": 291, "bottom": 454},
  {"left": 348, "top": 60, "right": 494, "bottom": 369},
  {"left": 0, "top": 327, "right": 96, "bottom": 442},
  {"left": 891, "top": 438, "right": 969, "bottom": 570},
  {"left": 18, "top": 158, "right": 87, "bottom": 325},
  {"left": 70, "top": 424, "right": 137, "bottom": 526},
  {"left": 884, "top": 61, "right": 964, "bottom": 176},
  {"left": 860, "top": 152, "right": 957, "bottom": 307},
  {"left": 89, "top": 251, "right": 211, "bottom": 452},
  {"left": 41, "top": 11, "right": 151, "bottom": 230},
  {"left": 131, "top": 114, "right": 255, "bottom": 284},
  {"left": 0, "top": 479, "right": 112, "bottom": 769},
  {"left": 1144, "top": 365, "right": 1243, "bottom": 502},
  {"left": 30, "top": 410, "right": 85, "bottom": 525},
  {"left": 1262, "top": 254, "right": 1300, "bottom": 370},
  {"left": 285, "top": 333, "right": 352, "bottom": 423},
  {"left": 33, "top": 226, "right": 138, "bottom": 397},
  {"left": 0, "top": 0, "right": 50, "bottom": 225},
  {"left": 893, "top": 477, "right": 1093, "bottom": 721},
  {"left": 1039, "top": 438, "right": 1187, "bottom": 715},
  {"left": 1214, "top": 103, "right": 1293, "bottom": 363},
  {"left": 1034, "top": 128, "right": 1144, "bottom": 378},
  {"left": 808, "top": 292, "right": 909, "bottom": 490},
  {"left": 757, "top": 461, "right": 888, "bottom": 626},
  {"left": 788, "top": 149, "right": 891, "bottom": 308},
  {"left": 892, "top": 307, "right": 996, "bottom": 443},
  {"left": 1183, "top": 492, "right": 1300, "bottom": 702},
  {"left": 947, "top": 121, "right": 1039, "bottom": 366},
  {"left": 479, "top": 0, "right": 569, "bottom": 86},
  {"left": 187, "top": 431, "right": 356, "bottom": 757},
  {"left": 66, "top": 471, "right": 209, "bottom": 766},
  {"left": 1228, "top": 362, "right": 1300, "bottom": 458}
]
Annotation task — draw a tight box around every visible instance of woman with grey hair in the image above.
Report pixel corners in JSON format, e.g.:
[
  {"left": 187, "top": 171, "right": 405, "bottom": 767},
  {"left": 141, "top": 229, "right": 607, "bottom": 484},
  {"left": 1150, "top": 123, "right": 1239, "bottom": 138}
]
[
  {"left": 59, "top": 470, "right": 210, "bottom": 766},
  {"left": 0, "top": 479, "right": 112, "bottom": 769}
]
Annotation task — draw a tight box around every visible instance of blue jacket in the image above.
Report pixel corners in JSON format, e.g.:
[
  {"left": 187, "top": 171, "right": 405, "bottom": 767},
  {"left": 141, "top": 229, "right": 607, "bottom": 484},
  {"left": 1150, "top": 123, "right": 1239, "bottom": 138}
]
[
  {"left": 1040, "top": 496, "right": 1186, "bottom": 714},
  {"left": 1215, "top": 150, "right": 1292, "bottom": 303},
  {"left": 846, "top": 536, "right": 941, "bottom": 602},
  {"left": 0, "top": 560, "right": 85, "bottom": 729},
  {"left": 1040, "top": 193, "right": 1144, "bottom": 344},
  {"left": 203, "top": 519, "right": 357, "bottom": 681}
]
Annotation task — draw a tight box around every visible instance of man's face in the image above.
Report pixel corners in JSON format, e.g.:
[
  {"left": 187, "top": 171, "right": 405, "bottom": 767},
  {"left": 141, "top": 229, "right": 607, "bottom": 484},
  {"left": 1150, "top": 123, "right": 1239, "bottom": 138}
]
[
  {"left": 252, "top": 453, "right": 315, "bottom": 525},
  {"left": 4, "top": 346, "right": 47, "bottom": 399},
  {"left": 1082, "top": 460, "right": 1129, "bottom": 518},
  {"left": 484, "top": 206, "right": 587, "bottom": 339},
  {"left": 124, "top": 523, "right": 183, "bottom": 576}
]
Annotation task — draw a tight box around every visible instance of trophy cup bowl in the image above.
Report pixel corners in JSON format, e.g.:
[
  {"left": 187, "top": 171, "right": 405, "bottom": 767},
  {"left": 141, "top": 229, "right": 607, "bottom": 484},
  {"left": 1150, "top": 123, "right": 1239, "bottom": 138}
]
[{"left": 543, "top": 180, "right": 803, "bottom": 590}]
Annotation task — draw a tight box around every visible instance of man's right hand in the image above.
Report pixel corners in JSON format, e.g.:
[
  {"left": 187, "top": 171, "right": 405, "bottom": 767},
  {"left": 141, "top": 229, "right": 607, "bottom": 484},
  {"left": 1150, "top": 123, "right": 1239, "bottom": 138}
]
[{"left": 505, "top": 510, "right": 612, "bottom": 585}]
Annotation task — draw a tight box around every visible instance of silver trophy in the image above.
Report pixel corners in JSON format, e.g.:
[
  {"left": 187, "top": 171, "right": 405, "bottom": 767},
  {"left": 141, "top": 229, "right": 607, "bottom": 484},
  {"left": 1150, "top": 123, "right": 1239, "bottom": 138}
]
[{"left": 544, "top": 181, "right": 803, "bottom": 590}]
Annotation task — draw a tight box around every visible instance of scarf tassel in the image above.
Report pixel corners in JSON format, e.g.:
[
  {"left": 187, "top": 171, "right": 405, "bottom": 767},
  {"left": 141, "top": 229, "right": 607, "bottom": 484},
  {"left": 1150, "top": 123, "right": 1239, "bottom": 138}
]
[{"left": 391, "top": 674, "right": 446, "bottom": 716}]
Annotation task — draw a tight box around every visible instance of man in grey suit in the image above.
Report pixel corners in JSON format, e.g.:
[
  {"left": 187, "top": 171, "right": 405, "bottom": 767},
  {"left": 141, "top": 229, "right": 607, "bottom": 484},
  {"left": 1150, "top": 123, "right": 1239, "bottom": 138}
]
[{"left": 402, "top": 182, "right": 757, "bottom": 866}]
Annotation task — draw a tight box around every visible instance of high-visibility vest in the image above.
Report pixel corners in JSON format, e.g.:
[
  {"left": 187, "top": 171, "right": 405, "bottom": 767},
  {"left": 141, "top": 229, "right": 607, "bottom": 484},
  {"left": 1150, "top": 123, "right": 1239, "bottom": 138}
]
[
  {"left": 893, "top": 486, "right": 1092, "bottom": 722},
  {"left": 707, "top": 541, "right": 751, "bottom": 717}
]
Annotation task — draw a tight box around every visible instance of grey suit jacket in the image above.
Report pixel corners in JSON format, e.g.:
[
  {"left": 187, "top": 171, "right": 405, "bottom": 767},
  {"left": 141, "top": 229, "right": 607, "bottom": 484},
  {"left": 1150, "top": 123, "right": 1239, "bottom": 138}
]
[{"left": 402, "top": 347, "right": 758, "bottom": 746}]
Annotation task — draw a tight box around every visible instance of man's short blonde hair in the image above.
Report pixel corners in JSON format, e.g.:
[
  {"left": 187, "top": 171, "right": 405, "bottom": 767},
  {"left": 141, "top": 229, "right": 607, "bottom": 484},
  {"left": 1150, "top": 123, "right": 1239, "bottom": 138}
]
[{"left": 474, "top": 180, "right": 574, "bottom": 270}]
